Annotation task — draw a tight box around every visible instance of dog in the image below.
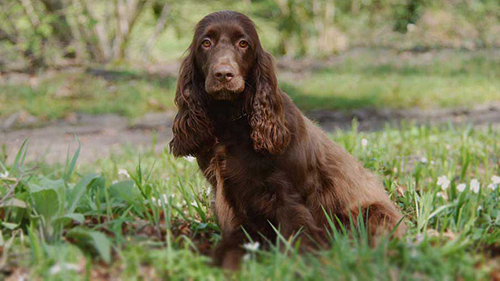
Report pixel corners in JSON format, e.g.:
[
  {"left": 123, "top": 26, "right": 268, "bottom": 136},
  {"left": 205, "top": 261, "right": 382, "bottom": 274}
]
[{"left": 170, "top": 11, "right": 405, "bottom": 270}]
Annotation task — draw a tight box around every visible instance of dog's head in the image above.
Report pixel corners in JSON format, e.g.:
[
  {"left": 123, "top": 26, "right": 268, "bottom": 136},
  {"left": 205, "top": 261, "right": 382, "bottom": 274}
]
[{"left": 170, "top": 11, "right": 290, "bottom": 156}]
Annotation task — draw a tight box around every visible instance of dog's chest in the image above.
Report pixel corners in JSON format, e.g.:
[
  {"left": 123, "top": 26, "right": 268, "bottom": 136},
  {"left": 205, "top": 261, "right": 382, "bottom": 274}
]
[{"left": 210, "top": 138, "right": 277, "bottom": 213}]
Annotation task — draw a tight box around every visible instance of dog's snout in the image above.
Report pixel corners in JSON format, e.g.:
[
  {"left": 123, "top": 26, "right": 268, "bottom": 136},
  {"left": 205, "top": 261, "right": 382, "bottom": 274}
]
[{"left": 214, "top": 66, "right": 235, "bottom": 82}]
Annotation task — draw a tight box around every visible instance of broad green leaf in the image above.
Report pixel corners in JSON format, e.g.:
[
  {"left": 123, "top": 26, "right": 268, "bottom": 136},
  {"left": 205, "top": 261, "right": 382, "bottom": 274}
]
[
  {"left": 109, "top": 180, "right": 140, "bottom": 204},
  {"left": 67, "top": 173, "right": 100, "bottom": 213},
  {"left": 29, "top": 178, "right": 65, "bottom": 210},
  {"left": 67, "top": 228, "right": 111, "bottom": 264},
  {"left": 30, "top": 188, "right": 60, "bottom": 226}
]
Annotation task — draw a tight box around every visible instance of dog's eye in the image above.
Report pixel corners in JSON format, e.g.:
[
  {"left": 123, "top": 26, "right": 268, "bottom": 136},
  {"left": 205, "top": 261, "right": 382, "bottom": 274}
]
[
  {"left": 238, "top": 40, "right": 248, "bottom": 48},
  {"left": 202, "top": 40, "right": 212, "bottom": 48}
]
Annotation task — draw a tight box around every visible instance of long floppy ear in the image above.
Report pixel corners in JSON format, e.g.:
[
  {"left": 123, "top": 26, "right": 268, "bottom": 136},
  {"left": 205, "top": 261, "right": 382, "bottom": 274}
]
[
  {"left": 170, "top": 49, "right": 214, "bottom": 157},
  {"left": 247, "top": 50, "right": 291, "bottom": 155}
]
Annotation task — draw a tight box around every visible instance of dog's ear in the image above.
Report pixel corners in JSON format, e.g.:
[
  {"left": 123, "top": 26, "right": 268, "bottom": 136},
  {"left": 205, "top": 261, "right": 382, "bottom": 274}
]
[
  {"left": 247, "top": 50, "right": 290, "bottom": 155},
  {"left": 170, "top": 47, "right": 214, "bottom": 157}
]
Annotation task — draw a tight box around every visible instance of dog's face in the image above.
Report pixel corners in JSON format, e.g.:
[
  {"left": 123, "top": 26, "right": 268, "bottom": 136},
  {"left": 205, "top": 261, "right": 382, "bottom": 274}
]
[{"left": 194, "top": 16, "right": 257, "bottom": 100}]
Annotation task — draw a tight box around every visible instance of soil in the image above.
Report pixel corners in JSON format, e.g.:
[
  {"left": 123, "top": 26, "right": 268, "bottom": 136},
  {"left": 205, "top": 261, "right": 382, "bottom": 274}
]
[{"left": 2, "top": 103, "right": 500, "bottom": 164}]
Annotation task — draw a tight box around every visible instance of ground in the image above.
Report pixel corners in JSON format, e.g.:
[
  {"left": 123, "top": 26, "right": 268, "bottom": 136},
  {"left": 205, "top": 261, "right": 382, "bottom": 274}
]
[{"left": 1, "top": 49, "right": 499, "bottom": 280}]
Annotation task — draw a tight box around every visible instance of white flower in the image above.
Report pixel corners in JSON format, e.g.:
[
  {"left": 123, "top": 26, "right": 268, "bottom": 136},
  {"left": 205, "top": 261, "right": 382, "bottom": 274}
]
[
  {"left": 243, "top": 242, "right": 260, "bottom": 252},
  {"left": 184, "top": 156, "right": 196, "bottom": 162},
  {"left": 0, "top": 171, "right": 9, "bottom": 178},
  {"left": 162, "top": 194, "right": 169, "bottom": 203},
  {"left": 49, "top": 263, "right": 80, "bottom": 275},
  {"left": 436, "top": 192, "right": 445, "bottom": 198},
  {"left": 151, "top": 197, "right": 162, "bottom": 206},
  {"left": 420, "top": 157, "right": 428, "bottom": 164},
  {"left": 118, "top": 169, "right": 130, "bottom": 178},
  {"left": 492, "top": 176, "right": 500, "bottom": 185},
  {"left": 437, "top": 176, "right": 450, "bottom": 190},
  {"left": 407, "top": 23, "right": 416, "bottom": 32},
  {"left": 477, "top": 205, "right": 483, "bottom": 212},
  {"left": 206, "top": 186, "right": 212, "bottom": 196},
  {"left": 191, "top": 201, "right": 199, "bottom": 208},
  {"left": 487, "top": 184, "right": 497, "bottom": 190},
  {"left": 470, "top": 179, "right": 480, "bottom": 194},
  {"left": 456, "top": 183, "right": 466, "bottom": 192},
  {"left": 361, "top": 139, "right": 368, "bottom": 148}
]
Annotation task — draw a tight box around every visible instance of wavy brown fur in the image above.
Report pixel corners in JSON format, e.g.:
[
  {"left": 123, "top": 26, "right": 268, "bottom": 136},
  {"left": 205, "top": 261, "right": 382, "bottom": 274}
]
[{"left": 170, "top": 11, "right": 406, "bottom": 270}]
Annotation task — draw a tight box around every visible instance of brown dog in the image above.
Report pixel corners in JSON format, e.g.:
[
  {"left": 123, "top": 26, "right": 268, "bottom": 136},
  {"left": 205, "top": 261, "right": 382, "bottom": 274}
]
[{"left": 170, "top": 11, "right": 405, "bottom": 270}]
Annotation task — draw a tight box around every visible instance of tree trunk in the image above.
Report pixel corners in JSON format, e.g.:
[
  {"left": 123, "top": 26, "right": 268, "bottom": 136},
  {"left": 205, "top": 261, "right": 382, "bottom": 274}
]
[
  {"left": 143, "top": 3, "right": 170, "bottom": 59},
  {"left": 40, "top": 0, "right": 74, "bottom": 48}
]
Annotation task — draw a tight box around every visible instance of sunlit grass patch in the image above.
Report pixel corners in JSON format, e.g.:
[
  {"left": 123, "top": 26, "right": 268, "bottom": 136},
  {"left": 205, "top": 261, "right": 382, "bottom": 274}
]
[
  {"left": 282, "top": 50, "right": 500, "bottom": 111},
  {"left": 0, "top": 70, "right": 177, "bottom": 120},
  {"left": 2, "top": 50, "right": 500, "bottom": 122}
]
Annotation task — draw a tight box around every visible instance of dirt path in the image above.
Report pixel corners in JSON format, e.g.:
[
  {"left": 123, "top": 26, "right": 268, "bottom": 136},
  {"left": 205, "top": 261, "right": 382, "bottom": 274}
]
[
  {"left": 1, "top": 112, "right": 175, "bottom": 164},
  {"left": 2, "top": 103, "right": 500, "bottom": 164}
]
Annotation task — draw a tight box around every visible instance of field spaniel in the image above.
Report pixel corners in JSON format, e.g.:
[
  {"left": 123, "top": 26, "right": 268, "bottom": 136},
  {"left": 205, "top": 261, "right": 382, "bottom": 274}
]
[{"left": 170, "top": 11, "right": 405, "bottom": 270}]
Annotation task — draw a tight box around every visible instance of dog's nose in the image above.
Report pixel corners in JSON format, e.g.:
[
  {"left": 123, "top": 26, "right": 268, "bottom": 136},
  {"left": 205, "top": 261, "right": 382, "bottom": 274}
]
[{"left": 214, "top": 66, "right": 235, "bottom": 82}]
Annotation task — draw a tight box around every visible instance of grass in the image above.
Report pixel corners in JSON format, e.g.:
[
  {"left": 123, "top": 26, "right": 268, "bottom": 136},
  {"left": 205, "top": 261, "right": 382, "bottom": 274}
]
[
  {"left": 2, "top": 49, "right": 500, "bottom": 121},
  {"left": 281, "top": 49, "right": 500, "bottom": 111},
  {"left": 0, "top": 70, "right": 177, "bottom": 120},
  {"left": 1, "top": 122, "right": 499, "bottom": 280}
]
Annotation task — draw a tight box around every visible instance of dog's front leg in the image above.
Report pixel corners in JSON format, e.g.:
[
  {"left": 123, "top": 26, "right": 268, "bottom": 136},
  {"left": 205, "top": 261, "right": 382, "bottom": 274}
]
[
  {"left": 275, "top": 203, "right": 327, "bottom": 250},
  {"left": 214, "top": 228, "right": 247, "bottom": 270},
  {"left": 212, "top": 173, "right": 246, "bottom": 270}
]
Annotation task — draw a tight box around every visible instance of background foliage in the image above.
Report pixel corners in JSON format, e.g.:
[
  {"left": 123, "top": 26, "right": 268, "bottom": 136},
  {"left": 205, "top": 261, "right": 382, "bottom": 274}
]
[{"left": 1, "top": 0, "right": 500, "bottom": 70}]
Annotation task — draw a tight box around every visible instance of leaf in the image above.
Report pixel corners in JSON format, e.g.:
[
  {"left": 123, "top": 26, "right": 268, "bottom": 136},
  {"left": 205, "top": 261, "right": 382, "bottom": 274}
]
[
  {"left": 52, "top": 213, "right": 85, "bottom": 228},
  {"left": 67, "top": 173, "right": 101, "bottom": 213},
  {"left": 428, "top": 204, "right": 454, "bottom": 220},
  {"left": 27, "top": 224, "right": 44, "bottom": 263},
  {"left": 30, "top": 188, "right": 60, "bottom": 226},
  {"left": 0, "top": 198, "right": 28, "bottom": 208},
  {"left": 109, "top": 180, "right": 140, "bottom": 204},
  {"left": 64, "top": 135, "right": 81, "bottom": 181},
  {"left": 67, "top": 228, "right": 111, "bottom": 264},
  {"left": 1, "top": 222, "right": 19, "bottom": 230},
  {"left": 12, "top": 139, "right": 29, "bottom": 174},
  {"left": 29, "top": 178, "right": 65, "bottom": 206}
]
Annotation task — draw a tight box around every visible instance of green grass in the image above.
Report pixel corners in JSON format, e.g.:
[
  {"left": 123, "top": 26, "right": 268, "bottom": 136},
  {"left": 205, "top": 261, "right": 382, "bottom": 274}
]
[
  {"left": 1, "top": 122, "right": 499, "bottom": 280},
  {"left": 2, "top": 50, "right": 500, "bottom": 121},
  {"left": 0, "top": 70, "right": 177, "bottom": 120},
  {"left": 282, "top": 50, "right": 500, "bottom": 111}
]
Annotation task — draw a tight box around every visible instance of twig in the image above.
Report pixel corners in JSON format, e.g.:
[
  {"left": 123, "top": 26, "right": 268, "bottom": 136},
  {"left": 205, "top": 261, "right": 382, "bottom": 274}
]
[
  {"left": 18, "top": 0, "right": 41, "bottom": 28},
  {"left": 143, "top": 3, "right": 170, "bottom": 59}
]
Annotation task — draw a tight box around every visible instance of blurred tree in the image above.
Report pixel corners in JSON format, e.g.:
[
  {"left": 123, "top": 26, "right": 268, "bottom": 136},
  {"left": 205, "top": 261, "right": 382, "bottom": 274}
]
[
  {"left": 1, "top": 0, "right": 500, "bottom": 67},
  {"left": 0, "top": 0, "right": 173, "bottom": 68},
  {"left": 143, "top": 1, "right": 171, "bottom": 59},
  {"left": 40, "top": 0, "right": 74, "bottom": 53},
  {"left": 393, "top": 0, "right": 427, "bottom": 33},
  {"left": 255, "top": 0, "right": 347, "bottom": 57}
]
